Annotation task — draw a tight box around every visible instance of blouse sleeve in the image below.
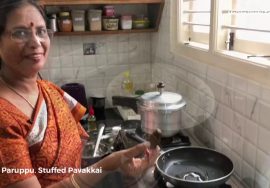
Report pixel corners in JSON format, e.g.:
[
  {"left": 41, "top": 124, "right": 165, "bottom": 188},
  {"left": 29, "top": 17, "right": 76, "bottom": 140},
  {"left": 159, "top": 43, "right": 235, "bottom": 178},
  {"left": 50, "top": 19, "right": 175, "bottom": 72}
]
[{"left": 0, "top": 110, "right": 34, "bottom": 187}]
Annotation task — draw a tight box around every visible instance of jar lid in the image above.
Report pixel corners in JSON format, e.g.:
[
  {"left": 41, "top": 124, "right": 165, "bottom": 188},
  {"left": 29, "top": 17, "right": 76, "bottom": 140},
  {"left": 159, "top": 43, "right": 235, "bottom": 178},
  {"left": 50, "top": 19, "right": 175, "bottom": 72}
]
[{"left": 138, "top": 90, "right": 186, "bottom": 111}]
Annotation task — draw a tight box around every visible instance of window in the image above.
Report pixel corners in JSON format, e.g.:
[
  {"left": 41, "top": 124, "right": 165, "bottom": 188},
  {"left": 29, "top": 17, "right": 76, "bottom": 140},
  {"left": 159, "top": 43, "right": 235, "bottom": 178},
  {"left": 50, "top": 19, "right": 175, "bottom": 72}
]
[
  {"left": 170, "top": 0, "right": 270, "bottom": 85},
  {"left": 180, "top": 0, "right": 211, "bottom": 49},
  {"left": 219, "top": 0, "right": 270, "bottom": 58},
  {"left": 174, "top": 0, "right": 270, "bottom": 68}
]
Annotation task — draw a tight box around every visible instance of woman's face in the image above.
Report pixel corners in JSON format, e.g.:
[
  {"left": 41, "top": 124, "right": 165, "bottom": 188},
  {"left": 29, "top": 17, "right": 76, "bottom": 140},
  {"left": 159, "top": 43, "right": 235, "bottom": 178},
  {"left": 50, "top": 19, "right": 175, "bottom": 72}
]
[{"left": 0, "top": 4, "right": 50, "bottom": 77}]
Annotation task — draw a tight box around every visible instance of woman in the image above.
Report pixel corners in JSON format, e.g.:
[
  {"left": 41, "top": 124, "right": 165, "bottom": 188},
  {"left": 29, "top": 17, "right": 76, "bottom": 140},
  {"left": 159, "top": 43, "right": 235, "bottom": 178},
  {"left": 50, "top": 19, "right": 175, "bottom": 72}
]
[{"left": 0, "top": 0, "right": 160, "bottom": 187}]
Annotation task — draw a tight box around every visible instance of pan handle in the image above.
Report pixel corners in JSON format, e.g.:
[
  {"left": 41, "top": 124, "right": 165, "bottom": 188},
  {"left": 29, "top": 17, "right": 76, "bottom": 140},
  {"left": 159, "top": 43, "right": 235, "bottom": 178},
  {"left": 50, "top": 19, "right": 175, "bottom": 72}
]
[{"left": 125, "top": 131, "right": 145, "bottom": 143}]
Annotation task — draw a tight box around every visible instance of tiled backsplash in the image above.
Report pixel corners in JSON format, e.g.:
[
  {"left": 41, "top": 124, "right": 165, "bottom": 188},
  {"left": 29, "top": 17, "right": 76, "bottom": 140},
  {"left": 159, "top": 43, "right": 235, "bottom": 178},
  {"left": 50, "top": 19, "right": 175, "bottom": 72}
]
[
  {"left": 151, "top": 1, "right": 270, "bottom": 188},
  {"left": 42, "top": 33, "right": 152, "bottom": 105}
]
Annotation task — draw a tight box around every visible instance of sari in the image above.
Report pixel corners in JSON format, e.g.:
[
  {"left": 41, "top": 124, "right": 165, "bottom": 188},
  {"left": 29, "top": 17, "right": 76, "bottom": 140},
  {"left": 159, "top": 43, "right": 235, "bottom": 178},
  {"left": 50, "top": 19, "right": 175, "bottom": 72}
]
[{"left": 0, "top": 80, "right": 89, "bottom": 188}]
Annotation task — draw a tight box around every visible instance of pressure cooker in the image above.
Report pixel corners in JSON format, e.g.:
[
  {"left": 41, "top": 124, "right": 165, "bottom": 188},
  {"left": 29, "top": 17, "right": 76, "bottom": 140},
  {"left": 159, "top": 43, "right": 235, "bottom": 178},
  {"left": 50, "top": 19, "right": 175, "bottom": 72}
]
[{"left": 137, "top": 82, "right": 186, "bottom": 137}]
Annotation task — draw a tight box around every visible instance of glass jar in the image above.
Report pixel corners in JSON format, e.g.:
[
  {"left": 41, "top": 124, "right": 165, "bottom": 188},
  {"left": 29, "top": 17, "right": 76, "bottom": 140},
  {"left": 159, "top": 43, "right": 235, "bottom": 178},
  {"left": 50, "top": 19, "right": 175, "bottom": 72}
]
[
  {"left": 121, "top": 15, "right": 132, "bottom": 30},
  {"left": 58, "top": 11, "right": 72, "bottom": 32}
]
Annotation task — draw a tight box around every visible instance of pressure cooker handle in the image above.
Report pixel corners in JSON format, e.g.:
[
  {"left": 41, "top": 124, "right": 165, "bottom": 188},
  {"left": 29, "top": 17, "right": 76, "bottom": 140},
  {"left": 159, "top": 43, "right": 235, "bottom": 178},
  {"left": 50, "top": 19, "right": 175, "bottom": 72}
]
[{"left": 157, "top": 82, "right": 165, "bottom": 95}]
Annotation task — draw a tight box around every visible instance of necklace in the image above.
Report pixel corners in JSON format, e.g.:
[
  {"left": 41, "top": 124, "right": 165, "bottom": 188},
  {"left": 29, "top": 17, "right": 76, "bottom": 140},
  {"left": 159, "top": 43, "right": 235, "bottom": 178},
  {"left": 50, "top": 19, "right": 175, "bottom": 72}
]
[{"left": 0, "top": 78, "right": 36, "bottom": 109}]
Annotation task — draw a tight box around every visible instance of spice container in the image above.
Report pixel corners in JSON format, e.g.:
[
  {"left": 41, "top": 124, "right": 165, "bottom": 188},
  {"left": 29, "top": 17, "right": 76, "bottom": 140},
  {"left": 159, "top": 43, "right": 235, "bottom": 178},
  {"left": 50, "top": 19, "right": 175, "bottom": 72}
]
[
  {"left": 88, "top": 9, "right": 102, "bottom": 31},
  {"left": 132, "top": 16, "right": 150, "bottom": 29},
  {"left": 102, "top": 16, "right": 119, "bottom": 30},
  {"left": 58, "top": 11, "right": 72, "bottom": 32},
  {"left": 103, "top": 5, "right": 115, "bottom": 17},
  {"left": 48, "top": 14, "right": 57, "bottom": 32},
  {"left": 72, "top": 10, "right": 85, "bottom": 31},
  {"left": 120, "top": 15, "right": 132, "bottom": 30}
]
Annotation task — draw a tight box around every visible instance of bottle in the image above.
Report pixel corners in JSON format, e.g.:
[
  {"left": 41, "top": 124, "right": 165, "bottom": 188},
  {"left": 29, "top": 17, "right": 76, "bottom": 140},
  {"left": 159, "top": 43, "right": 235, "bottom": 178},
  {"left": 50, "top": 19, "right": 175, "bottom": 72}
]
[
  {"left": 121, "top": 71, "right": 134, "bottom": 95},
  {"left": 87, "top": 105, "right": 97, "bottom": 135}
]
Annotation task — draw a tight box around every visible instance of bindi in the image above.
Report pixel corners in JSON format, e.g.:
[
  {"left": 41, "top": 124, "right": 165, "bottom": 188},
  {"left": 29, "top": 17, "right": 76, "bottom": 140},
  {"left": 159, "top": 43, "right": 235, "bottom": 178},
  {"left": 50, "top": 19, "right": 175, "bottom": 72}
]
[{"left": 30, "top": 22, "right": 34, "bottom": 27}]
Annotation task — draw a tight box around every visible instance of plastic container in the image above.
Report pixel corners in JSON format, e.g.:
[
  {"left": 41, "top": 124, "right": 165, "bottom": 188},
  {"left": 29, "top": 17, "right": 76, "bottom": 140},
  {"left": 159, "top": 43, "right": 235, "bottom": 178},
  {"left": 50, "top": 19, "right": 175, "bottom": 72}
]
[
  {"left": 103, "top": 5, "right": 115, "bottom": 17},
  {"left": 120, "top": 15, "right": 132, "bottom": 30},
  {"left": 88, "top": 9, "right": 102, "bottom": 31},
  {"left": 58, "top": 11, "right": 72, "bottom": 32},
  {"left": 72, "top": 10, "right": 85, "bottom": 31},
  {"left": 102, "top": 16, "right": 119, "bottom": 30}
]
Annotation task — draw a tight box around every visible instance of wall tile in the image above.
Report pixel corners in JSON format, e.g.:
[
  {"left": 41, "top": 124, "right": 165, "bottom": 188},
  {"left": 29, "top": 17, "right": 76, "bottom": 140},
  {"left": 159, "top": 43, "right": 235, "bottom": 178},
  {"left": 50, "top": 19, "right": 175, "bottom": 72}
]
[
  {"left": 256, "top": 149, "right": 270, "bottom": 180},
  {"left": 232, "top": 132, "right": 243, "bottom": 157},
  {"left": 246, "top": 95, "right": 259, "bottom": 121},
  {"left": 95, "top": 54, "right": 107, "bottom": 68},
  {"left": 244, "top": 119, "right": 258, "bottom": 145},
  {"left": 259, "top": 101, "right": 270, "bottom": 130},
  {"left": 255, "top": 171, "right": 270, "bottom": 188},
  {"left": 233, "top": 90, "right": 246, "bottom": 116},
  {"left": 72, "top": 56, "right": 84, "bottom": 67},
  {"left": 231, "top": 151, "right": 242, "bottom": 177},
  {"left": 206, "top": 79, "right": 223, "bottom": 103},
  {"left": 248, "top": 80, "right": 262, "bottom": 98},
  {"left": 230, "top": 74, "right": 248, "bottom": 92},
  {"left": 232, "top": 113, "right": 245, "bottom": 136},
  {"left": 243, "top": 141, "right": 256, "bottom": 167},
  {"left": 107, "top": 54, "right": 119, "bottom": 65},
  {"left": 258, "top": 127, "right": 270, "bottom": 155},
  {"left": 221, "top": 87, "right": 234, "bottom": 108},
  {"left": 84, "top": 55, "right": 96, "bottom": 67},
  {"left": 221, "top": 123, "right": 233, "bottom": 148},
  {"left": 242, "top": 161, "right": 255, "bottom": 188},
  {"left": 262, "top": 86, "right": 270, "bottom": 104},
  {"left": 207, "top": 66, "right": 228, "bottom": 85},
  {"left": 48, "top": 57, "right": 61, "bottom": 68},
  {"left": 60, "top": 56, "right": 73, "bottom": 67},
  {"left": 222, "top": 105, "right": 234, "bottom": 127}
]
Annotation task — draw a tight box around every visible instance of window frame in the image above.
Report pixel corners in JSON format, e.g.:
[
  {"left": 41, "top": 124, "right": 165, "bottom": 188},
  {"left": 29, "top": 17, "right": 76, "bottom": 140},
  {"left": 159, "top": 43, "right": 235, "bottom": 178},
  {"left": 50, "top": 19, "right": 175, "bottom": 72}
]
[
  {"left": 180, "top": 0, "right": 211, "bottom": 47},
  {"left": 170, "top": 0, "right": 270, "bottom": 86}
]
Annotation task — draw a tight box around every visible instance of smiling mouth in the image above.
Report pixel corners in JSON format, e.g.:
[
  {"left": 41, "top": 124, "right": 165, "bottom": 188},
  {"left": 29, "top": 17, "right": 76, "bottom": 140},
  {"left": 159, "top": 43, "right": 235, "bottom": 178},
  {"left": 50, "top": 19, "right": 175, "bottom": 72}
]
[{"left": 26, "top": 53, "right": 44, "bottom": 60}]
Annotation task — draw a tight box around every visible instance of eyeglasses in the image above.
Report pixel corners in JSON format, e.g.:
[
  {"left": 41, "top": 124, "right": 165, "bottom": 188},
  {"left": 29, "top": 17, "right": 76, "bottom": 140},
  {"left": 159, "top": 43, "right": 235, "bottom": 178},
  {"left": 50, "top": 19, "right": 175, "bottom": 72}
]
[{"left": 6, "top": 27, "right": 54, "bottom": 43}]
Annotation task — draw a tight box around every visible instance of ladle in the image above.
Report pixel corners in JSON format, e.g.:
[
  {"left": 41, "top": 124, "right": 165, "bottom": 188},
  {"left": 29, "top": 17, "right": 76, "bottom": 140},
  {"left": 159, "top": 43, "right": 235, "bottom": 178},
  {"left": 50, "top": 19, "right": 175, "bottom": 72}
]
[{"left": 93, "top": 124, "right": 105, "bottom": 157}]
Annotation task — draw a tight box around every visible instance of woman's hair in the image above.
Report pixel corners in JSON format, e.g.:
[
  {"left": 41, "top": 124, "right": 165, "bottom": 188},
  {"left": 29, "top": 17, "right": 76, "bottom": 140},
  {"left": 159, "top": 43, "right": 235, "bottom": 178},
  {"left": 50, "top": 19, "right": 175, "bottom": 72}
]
[{"left": 0, "top": 0, "right": 46, "bottom": 68}]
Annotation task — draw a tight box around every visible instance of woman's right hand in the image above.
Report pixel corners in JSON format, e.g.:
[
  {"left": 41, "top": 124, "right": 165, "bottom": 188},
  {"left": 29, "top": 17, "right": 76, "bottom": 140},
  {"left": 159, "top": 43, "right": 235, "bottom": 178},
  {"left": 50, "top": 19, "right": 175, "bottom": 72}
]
[{"left": 93, "top": 142, "right": 160, "bottom": 177}]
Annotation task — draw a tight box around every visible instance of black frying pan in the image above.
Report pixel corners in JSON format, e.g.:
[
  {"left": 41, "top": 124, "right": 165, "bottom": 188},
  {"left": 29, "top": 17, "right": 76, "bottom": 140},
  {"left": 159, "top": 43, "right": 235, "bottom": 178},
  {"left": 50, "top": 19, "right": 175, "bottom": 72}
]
[{"left": 155, "top": 146, "right": 234, "bottom": 188}]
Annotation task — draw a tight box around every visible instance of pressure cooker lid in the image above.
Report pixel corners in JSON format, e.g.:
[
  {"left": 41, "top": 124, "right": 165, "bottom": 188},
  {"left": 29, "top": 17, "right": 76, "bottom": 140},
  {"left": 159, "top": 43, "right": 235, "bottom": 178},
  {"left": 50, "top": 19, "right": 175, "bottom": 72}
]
[{"left": 138, "top": 83, "right": 186, "bottom": 110}]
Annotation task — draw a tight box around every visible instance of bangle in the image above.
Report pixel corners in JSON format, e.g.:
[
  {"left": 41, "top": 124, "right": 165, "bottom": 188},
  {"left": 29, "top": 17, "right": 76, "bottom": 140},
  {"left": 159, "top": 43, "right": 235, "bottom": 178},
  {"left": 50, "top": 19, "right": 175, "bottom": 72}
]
[{"left": 70, "top": 174, "right": 80, "bottom": 188}]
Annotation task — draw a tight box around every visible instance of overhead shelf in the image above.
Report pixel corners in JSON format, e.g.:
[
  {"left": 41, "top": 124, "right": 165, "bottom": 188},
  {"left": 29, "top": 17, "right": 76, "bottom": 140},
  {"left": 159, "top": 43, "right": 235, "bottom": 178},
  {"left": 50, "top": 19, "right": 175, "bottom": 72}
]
[
  {"left": 41, "top": 0, "right": 164, "bottom": 36},
  {"left": 53, "top": 28, "right": 157, "bottom": 36}
]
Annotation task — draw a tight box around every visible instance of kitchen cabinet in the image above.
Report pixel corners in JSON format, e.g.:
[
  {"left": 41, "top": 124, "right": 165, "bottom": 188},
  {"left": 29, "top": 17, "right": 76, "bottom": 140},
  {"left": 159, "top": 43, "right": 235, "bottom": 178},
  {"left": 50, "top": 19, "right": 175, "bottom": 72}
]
[{"left": 40, "top": 0, "right": 164, "bottom": 36}]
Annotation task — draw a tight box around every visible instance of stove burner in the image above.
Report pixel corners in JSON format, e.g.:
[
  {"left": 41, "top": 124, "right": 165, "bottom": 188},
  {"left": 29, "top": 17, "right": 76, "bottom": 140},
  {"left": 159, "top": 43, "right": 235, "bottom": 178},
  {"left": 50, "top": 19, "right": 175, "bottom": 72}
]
[{"left": 135, "top": 126, "right": 191, "bottom": 149}]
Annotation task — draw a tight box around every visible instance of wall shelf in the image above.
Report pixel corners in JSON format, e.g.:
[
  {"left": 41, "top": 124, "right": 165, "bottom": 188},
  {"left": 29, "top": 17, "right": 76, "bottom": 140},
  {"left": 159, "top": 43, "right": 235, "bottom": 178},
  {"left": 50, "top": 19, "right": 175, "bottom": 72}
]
[
  {"left": 40, "top": 0, "right": 164, "bottom": 36},
  {"left": 54, "top": 28, "right": 157, "bottom": 36}
]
